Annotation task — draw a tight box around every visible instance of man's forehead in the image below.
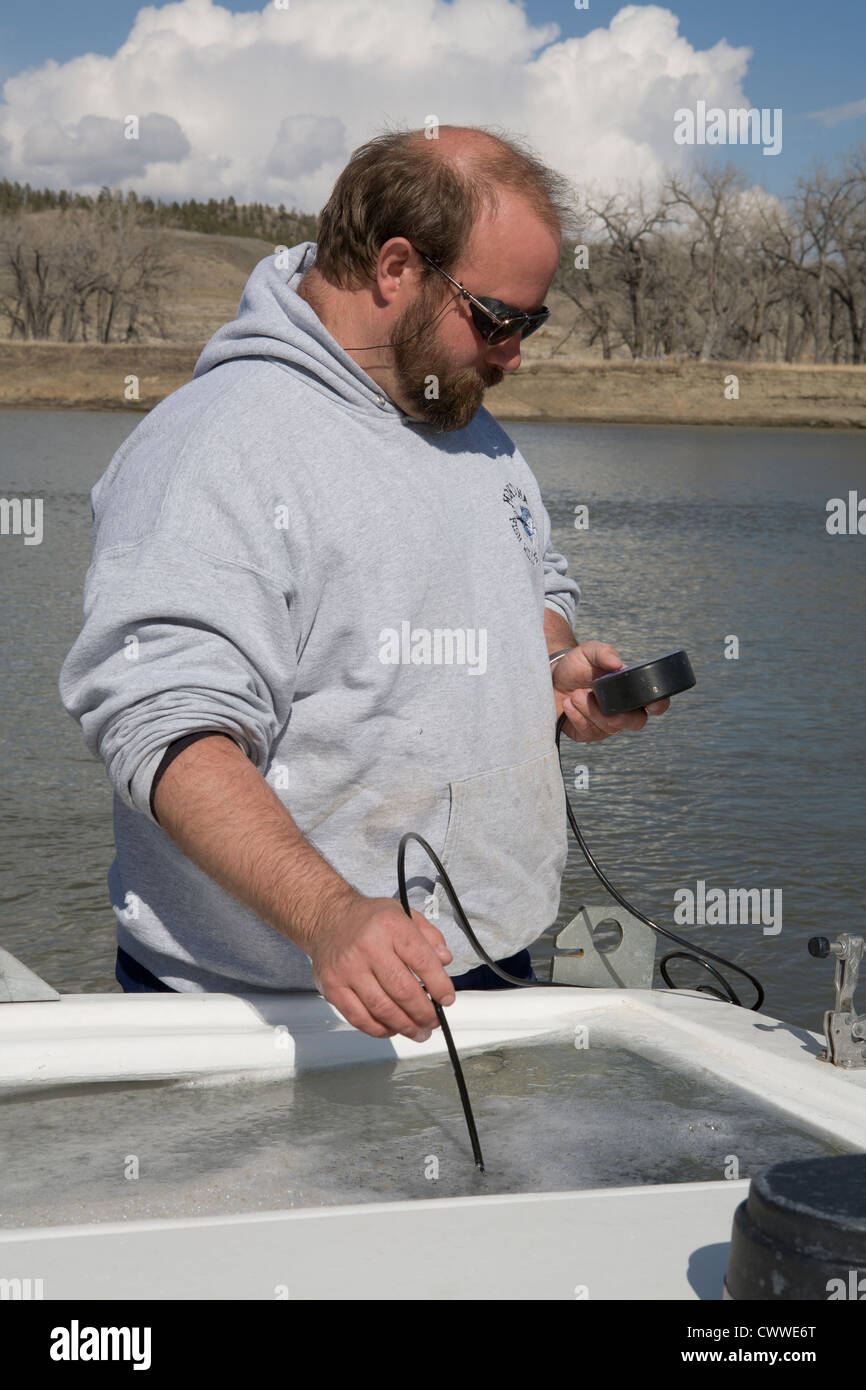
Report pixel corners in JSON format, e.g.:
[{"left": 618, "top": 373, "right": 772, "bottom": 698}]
[
  {"left": 464, "top": 190, "right": 558, "bottom": 276},
  {"left": 460, "top": 193, "right": 560, "bottom": 297}
]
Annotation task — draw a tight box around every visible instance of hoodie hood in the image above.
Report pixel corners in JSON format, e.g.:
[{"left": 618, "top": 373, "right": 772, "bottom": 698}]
[{"left": 193, "top": 241, "right": 404, "bottom": 419}]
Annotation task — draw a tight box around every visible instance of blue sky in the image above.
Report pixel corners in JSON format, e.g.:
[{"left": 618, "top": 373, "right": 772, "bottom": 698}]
[{"left": 0, "top": 0, "right": 862, "bottom": 205}]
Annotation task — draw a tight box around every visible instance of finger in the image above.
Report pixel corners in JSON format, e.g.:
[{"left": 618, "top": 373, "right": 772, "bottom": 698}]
[
  {"left": 573, "top": 640, "right": 625, "bottom": 676},
  {"left": 586, "top": 690, "right": 649, "bottom": 733},
  {"left": 564, "top": 690, "right": 626, "bottom": 740},
  {"left": 358, "top": 970, "right": 437, "bottom": 1040},
  {"left": 565, "top": 690, "right": 649, "bottom": 739},
  {"left": 645, "top": 697, "right": 670, "bottom": 715},
  {"left": 395, "top": 926, "right": 457, "bottom": 1008},
  {"left": 413, "top": 915, "right": 454, "bottom": 965},
  {"left": 614, "top": 705, "right": 649, "bottom": 732},
  {"left": 371, "top": 956, "right": 442, "bottom": 1032},
  {"left": 329, "top": 985, "right": 398, "bottom": 1040},
  {"left": 560, "top": 696, "right": 612, "bottom": 742}
]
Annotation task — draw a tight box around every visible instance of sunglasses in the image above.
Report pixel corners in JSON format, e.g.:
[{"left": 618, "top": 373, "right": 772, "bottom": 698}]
[{"left": 416, "top": 249, "right": 550, "bottom": 346}]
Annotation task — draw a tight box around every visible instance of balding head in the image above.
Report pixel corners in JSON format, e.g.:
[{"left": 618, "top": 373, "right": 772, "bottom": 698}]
[{"left": 311, "top": 122, "right": 577, "bottom": 291}]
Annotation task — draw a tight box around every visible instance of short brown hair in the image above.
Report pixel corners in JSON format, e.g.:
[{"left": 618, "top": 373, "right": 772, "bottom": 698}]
[{"left": 312, "top": 123, "right": 579, "bottom": 290}]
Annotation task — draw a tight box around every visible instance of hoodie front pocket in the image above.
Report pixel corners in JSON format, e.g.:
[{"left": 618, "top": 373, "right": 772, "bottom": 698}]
[{"left": 431, "top": 745, "right": 568, "bottom": 974}]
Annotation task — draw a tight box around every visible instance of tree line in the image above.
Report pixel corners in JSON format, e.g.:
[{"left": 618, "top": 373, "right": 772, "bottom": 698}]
[
  {"left": 0, "top": 180, "right": 317, "bottom": 242},
  {"left": 0, "top": 142, "right": 864, "bottom": 361},
  {"left": 553, "top": 143, "right": 866, "bottom": 364},
  {"left": 0, "top": 183, "right": 318, "bottom": 344}
]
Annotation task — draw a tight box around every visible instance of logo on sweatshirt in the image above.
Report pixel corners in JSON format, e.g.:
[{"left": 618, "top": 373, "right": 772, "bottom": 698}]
[{"left": 503, "top": 483, "right": 539, "bottom": 565}]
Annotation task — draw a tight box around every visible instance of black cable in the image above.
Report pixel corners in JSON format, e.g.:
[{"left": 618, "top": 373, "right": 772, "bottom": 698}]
[
  {"left": 394, "top": 709, "right": 766, "bottom": 1170},
  {"left": 396, "top": 844, "right": 485, "bottom": 1172},
  {"left": 659, "top": 953, "right": 737, "bottom": 1003},
  {"left": 346, "top": 290, "right": 461, "bottom": 350},
  {"left": 553, "top": 712, "right": 765, "bottom": 1012},
  {"left": 399, "top": 831, "right": 579, "bottom": 988}
]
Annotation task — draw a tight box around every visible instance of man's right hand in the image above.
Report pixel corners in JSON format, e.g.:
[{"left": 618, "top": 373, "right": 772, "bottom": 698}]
[
  {"left": 149, "top": 735, "right": 456, "bottom": 1039},
  {"left": 308, "top": 895, "right": 456, "bottom": 1042}
]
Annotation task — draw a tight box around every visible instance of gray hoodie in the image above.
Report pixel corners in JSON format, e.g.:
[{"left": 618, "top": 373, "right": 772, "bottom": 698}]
[{"left": 59, "top": 242, "right": 581, "bottom": 991}]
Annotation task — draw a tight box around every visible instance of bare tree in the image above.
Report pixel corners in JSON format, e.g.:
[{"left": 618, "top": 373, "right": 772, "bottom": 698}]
[
  {"left": 758, "top": 148, "right": 866, "bottom": 363},
  {"left": 87, "top": 191, "right": 176, "bottom": 342},
  {"left": 0, "top": 214, "right": 68, "bottom": 338},
  {"left": 724, "top": 189, "right": 790, "bottom": 361},
  {"left": 664, "top": 163, "right": 756, "bottom": 361},
  {"left": 827, "top": 142, "right": 866, "bottom": 363},
  {"left": 552, "top": 240, "right": 622, "bottom": 359},
  {"left": 581, "top": 187, "right": 674, "bottom": 358},
  {"left": 0, "top": 194, "right": 176, "bottom": 342}
]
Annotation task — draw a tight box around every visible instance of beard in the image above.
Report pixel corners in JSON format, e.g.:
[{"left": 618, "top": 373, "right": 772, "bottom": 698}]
[{"left": 390, "top": 279, "right": 504, "bottom": 432}]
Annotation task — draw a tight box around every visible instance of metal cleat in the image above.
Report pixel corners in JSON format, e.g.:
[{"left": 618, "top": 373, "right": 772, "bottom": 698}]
[
  {"left": 550, "top": 903, "right": 656, "bottom": 989},
  {"left": 0, "top": 947, "right": 60, "bottom": 1003},
  {"left": 808, "top": 932, "right": 866, "bottom": 1067}
]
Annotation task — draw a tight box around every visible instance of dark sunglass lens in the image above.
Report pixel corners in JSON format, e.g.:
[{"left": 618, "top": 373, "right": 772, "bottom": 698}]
[
  {"left": 520, "top": 312, "right": 549, "bottom": 341},
  {"left": 469, "top": 304, "right": 495, "bottom": 339},
  {"left": 488, "top": 319, "right": 524, "bottom": 346}
]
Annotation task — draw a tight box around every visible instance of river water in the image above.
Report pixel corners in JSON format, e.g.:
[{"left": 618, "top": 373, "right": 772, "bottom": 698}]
[{"left": 0, "top": 410, "right": 864, "bottom": 1034}]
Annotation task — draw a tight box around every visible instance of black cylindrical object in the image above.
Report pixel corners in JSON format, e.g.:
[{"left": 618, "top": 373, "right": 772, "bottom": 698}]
[
  {"left": 724, "top": 1154, "right": 866, "bottom": 1300},
  {"left": 592, "top": 649, "right": 696, "bottom": 716}
]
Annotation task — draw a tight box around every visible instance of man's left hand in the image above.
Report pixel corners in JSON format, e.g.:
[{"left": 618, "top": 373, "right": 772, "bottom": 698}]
[{"left": 552, "top": 640, "right": 670, "bottom": 743}]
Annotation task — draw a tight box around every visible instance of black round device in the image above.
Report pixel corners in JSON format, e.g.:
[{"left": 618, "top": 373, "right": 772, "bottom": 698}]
[{"left": 592, "top": 649, "right": 696, "bottom": 716}]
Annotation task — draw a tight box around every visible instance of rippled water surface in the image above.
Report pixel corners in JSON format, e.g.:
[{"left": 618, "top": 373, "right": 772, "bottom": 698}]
[
  {"left": 0, "top": 1034, "right": 849, "bottom": 1228},
  {"left": 0, "top": 411, "right": 864, "bottom": 1033}
]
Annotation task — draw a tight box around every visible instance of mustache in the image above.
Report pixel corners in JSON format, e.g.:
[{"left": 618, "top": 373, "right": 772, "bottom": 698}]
[{"left": 480, "top": 365, "right": 504, "bottom": 387}]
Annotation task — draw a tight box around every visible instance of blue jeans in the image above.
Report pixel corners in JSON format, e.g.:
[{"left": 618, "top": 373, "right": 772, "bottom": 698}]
[
  {"left": 449, "top": 948, "right": 537, "bottom": 990},
  {"left": 115, "top": 946, "right": 176, "bottom": 993},
  {"left": 115, "top": 945, "right": 536, "bottom": 993}
]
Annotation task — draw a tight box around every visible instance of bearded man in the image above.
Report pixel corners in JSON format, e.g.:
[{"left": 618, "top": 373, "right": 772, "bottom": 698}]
[{"left": 60, "top": 124, "right": 668, "bottom": 1039}]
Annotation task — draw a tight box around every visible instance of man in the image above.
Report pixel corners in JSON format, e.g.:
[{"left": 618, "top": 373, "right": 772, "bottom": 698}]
[{"left": 59, "top": 125, "right": 668, "bottom": 1044}]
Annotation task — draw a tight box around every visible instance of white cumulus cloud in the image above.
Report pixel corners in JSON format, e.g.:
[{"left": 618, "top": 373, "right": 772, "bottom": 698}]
[
  {"left": 0, "top": 0, "right": 757, "bottom": 208},
  {"left": 21, "top": 112, "right": 190, "bottom": 183}
]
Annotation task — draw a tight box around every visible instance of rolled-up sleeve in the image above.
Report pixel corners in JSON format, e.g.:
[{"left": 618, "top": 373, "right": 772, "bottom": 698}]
[{"left": 59, "top": 535, "right": 297, "bottom": 824}]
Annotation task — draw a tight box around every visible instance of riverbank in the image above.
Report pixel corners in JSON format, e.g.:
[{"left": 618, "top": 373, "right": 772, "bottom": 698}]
[{"left": 1, "top": 342, "right": 864, "bottom": 427}]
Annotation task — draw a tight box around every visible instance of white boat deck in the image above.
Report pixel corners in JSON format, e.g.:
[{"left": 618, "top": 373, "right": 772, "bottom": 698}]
[
  {"left": 2, "top": 987, "right": 865, "bottom": 1146},
  {"left": 0, "top": 1179, "right": 749, "bottom": 1300},
  {"left": 1, "top": 986, "right": 863, "bottom": 1300}
]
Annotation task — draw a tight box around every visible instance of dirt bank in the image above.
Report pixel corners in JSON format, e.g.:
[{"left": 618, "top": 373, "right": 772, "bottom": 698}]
[{"left": 1, "top": 343, "right": 863, "bottom": 428}]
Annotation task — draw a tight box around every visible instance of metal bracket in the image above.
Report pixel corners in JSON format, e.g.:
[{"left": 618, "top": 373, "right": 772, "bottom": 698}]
[
  {"left": 549, "top": 903, "right": 657, "bottom": 989},
  {"left": 0, "top": 947, "right": 60, "bottom": 1002},
  {"left": 808, "top": 933, "right": 866, "bottom": 1068}
]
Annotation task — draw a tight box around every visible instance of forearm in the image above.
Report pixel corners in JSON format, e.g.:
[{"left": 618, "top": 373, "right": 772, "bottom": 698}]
[
  {"left": 151, "top": 734, "right": 360, "bottom": 954},
  {"left": 543, "top": 607, "right": 579, "bottom": 719},
  {"left": 543, "top": 605, "right": 578, "bottom": 657}
]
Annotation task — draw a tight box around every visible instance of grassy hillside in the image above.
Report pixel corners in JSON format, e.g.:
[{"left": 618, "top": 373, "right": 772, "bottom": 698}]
[
  {"left": 1, "top": 229, "right": 864, "bottom": 425},
  {"left": 155, "top": 229, "right": 278, "bottom": 341}
]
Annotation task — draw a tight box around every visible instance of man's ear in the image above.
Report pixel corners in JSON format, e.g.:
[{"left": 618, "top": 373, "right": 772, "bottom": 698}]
[{"left": 376, "top": 238, "right": 419, "bottom": 303}]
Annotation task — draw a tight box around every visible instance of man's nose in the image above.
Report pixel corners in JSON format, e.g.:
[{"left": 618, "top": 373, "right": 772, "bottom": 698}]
[{"left": 485, "top": 334, "right": 522, "bottom": 372}]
